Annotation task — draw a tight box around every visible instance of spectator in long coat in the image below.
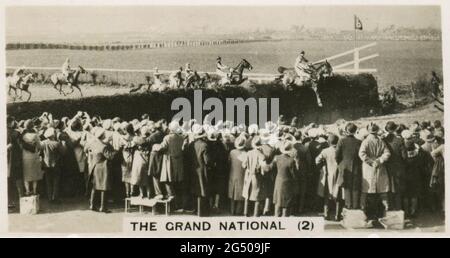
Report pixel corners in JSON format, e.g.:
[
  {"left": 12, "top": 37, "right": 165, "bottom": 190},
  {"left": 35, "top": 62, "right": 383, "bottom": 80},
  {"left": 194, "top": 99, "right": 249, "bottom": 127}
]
[
  {"left": 430, "top": 130, "right": 444, "bottom": 214},
  {"left": 271, "top": 141, "right": 298, "bottom": 217},
  {"left": 147, "top": 122, "right": 165, "bottom": 199},
  {"left": 335, "top": 123, "right": 362, "bottom": 210},
  {"left": 403, "top": 140, "right": 428, "bottom": 218},
  {"left": 7, "top": 116, "right": 23, "bottom": 208},
  {"left": 383, "top": 121, "right": 406, "bottom": 210},
  {"left": 85, "top": 128, "right": 116, "bottom": 213},
  {"left": 259, "top": 130, "right": 276, "bottom": 216},
  {"left": 305, "top": 128, "right": 329, "bottom": 211},
  {"left": 189, "top": 125, "right": 212, "bottom": 216},
  {"left": 316, "top": 134, "right": 343, "bottom": 221},
  {"left": 207, "top": 131, "right": 229, "bottom": 211},
  {"left": 158, "top": 121, "right": 185, "bottom": 202},
  {"left": 421, "top": 132, "right": 440, "bottom": 212},
  {"left": 66, "top": 117, "right": 88, "bottom": 196},
  {"left": 120, "top": 123, "right": 135, "bottom": 198},
  {"left": 228, "top": 136, "right": 247, "bottom": 215},
  {"left": 292, "top": 131, "right": 312, "bottom": 214},
  {"left": 130, "top": 136, "right": 150, "bottom": 198},
  {"left": 358, "top": 123, "right": 391, "bottom": 216},
  {"left": 242, "top": 136, "right": 267, "bottom": 217},
  {"left": 21, "top": 120, "right": 43, "bottom": 196},
  {"left": 40, "top": 128, "right": 64, "bottom": 203}
]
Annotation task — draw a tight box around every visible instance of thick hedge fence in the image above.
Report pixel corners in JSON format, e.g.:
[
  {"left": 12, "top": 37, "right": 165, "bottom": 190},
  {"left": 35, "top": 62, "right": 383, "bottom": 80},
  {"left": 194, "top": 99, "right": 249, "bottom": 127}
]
[{"left": 7, "top": 74, "right": 379, "bottom": 125}]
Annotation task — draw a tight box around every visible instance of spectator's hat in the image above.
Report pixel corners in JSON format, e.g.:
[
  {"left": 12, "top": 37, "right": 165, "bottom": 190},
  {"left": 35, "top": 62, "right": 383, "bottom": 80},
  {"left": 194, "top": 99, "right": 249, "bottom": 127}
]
[
  {"left": 133, "top": 136, "right": 146, "bottom": 146},
  {"left": 259, "top": 129, "right": 272, "bottom": 144},
  {"left": 44, "top": 127, "right": 56, "bottom": 139},
  {"left": 435, "top": 129, "right": 444, "bottom": 139},
  {"left": 192, "top": 124, "right": 206, "bottom": 139},
  {"left": 280, "top": 140, "right": 294, "bottom": 155},
  {"left": 102, "top": 119, "right": 112, "bottom": 130},
  {"left": 327, "top": 133, "right": 339, "bottom": 146},
  {"left": 24, "top": 119, "right": 34, "bottom": 130},
  {"left": 283, "top": 133, "right": 295, "bottom": 143},
  {"left": 248, "top": 124, "right": 259, "bottom": 135},
  {"left": 113, "top": 122, "right": 121, "bottom": 132},
  {"left": 207, "top": 131, "right": 219, "bottom": 141},
  {"left": 425, "top": 133, "right": 436, "bottom": 143},
  {"left": 94, "top": 127, "right": 106, "bottom": 139},
  {"left": 251, "top": 136, "right": 262, "bottom": 149},
  {"left": 384, "top": 121, "right": 398, "bottom": 132},
  {"left": 234, "top": 136, "right": 246, "bottom": 150},
  {"left": 367, "top": 123, "right": 380, "bottom": 134},
  {"left": 169, "top": 121, "right": 181, "bottom": 134},
  {"left": 405, "top": 140, "right": 416, "bottom": 151},
  {"left": 401, "top": 129, "right": 413, "bottom": 140}
]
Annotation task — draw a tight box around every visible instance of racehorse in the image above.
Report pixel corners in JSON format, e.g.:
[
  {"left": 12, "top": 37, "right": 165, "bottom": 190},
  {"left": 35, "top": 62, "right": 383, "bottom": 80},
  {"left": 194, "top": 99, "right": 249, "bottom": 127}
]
[
  {"left": 277, "top": 60, "right": 333, "bottom": 107},
  {"left": 185, "top": 71, "right": 212, "bottom": 88},
  {"left": 50, "top": 65, "right": 88, "bottom": 97},
  {"left": 220, "top": 59, "right": 253, "bottom": 86},
  {"left": 7, "top": 71, "right": 35, "bottom": 102}
]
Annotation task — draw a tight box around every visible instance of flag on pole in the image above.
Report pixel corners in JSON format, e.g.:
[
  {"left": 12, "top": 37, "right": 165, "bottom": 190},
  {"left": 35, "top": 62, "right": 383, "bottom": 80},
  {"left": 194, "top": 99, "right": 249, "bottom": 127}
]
[{"left": 354, "top": 15, "right": 363, "bottom": 30}]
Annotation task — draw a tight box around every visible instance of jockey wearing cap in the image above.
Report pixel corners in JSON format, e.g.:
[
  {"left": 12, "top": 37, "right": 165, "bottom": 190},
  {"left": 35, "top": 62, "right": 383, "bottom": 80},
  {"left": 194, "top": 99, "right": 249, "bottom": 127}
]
[
  {"left": 62, "top": 58, "right": 73, "bottom": 83},
  {"left": 216, "top": 56, "right": 230, "bottom": 79},
  {"left": 11, "top": 66, "right": 26, "bottom": 86},
  {"left": 184, "top": 63, "right": 194, "bottom": 85},
  {"left": 169, "top": 67, "right": 183, "bottom": 88},
  {"left": 294, "top": 51, "right": 313, "bottom": 79}
]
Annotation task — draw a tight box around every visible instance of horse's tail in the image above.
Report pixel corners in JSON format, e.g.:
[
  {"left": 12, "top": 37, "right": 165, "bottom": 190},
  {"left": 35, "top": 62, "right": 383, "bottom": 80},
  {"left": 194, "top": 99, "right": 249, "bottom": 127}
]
[{"left": 278, "top": 66, "right": 287, "bottom": 74}]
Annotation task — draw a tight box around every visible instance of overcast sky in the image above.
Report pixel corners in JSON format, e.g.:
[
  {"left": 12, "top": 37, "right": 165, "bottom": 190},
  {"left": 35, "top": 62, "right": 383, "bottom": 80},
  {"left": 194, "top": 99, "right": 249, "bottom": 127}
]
[{"left": 6, "top": 5, "right": 441, "bottom": 39}]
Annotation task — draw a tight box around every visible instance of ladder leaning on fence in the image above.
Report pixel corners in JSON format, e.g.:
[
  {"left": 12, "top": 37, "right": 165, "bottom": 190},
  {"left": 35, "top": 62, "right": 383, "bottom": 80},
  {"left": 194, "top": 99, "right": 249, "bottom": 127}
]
[{"left": 6, "top": 42, "right": 379, "bottom": 83}]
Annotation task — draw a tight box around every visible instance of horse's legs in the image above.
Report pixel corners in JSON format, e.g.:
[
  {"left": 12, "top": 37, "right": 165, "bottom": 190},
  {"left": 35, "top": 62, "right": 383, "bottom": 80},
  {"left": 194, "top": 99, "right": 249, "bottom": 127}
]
[
  {"left": 312, "top": 85, "right": 323, "bottom": 107},
  {"left": 25, "top": 90, "right": 31, "bottom": 102},
  {"left": 75, "top": 85, "right": 83, "bottom": 97}
]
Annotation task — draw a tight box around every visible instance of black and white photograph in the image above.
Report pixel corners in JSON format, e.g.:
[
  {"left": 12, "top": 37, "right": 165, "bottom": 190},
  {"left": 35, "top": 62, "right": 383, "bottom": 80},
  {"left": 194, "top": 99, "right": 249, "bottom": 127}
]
[{"left": 3, "top": 0, "right": 447, "bottom": 237}]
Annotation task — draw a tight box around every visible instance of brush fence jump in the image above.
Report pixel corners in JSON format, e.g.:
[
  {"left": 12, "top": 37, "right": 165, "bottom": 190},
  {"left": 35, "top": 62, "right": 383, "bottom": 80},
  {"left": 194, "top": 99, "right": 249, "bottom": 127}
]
[{"left": 6, "top": 43, "right": 378, "bottom": 84}]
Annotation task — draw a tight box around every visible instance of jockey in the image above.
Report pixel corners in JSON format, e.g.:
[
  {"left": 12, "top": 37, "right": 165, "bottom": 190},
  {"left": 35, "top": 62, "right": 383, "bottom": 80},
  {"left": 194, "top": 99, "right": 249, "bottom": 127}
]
[
  {"left": 11, "top": 66, "right": 26, "bottom": 86},
  {"left": 152, "top": 67, "right": 163, "bottom": 90},
  {"left": 169, "top": 66, "right": 183, "bottom": 88},
  {"left": 62, "top": 58, "right": 73, "bottom": 82},
  {"left": 184, "top": 63, "right": 194, "bottom": 84},
  {"left": 216, "top": 56, "right": 229, "bottom": 79},
  {"left": 294, "top": 50, "right": 312, "bottom": 78}
]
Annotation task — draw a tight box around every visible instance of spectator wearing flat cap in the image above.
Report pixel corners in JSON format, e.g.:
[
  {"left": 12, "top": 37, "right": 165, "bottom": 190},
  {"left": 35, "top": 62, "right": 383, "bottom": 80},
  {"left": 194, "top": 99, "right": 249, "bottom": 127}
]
[
  {"left": 335, "top": 122, "right": 362, "bottom": 210},
  {"left": 359, "top": 123, "right": 391, "bottom": 217},
  {"left": 383, "top": 121, "right": 407, "bottom": 211}
]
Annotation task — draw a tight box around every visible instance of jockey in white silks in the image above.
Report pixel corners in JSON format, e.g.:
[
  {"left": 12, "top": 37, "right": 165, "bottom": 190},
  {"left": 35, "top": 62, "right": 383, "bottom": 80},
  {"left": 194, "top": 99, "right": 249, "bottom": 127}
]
[
  {"left": 62, "top": 58, "right": 73, "bottom": 83},
  {"left": 216, "top": 56, "right": 229, "bottom": 79},
  {"left": 152, "top": 67, "right": 164, "bottom": 91},
  {"left": 11, "top": 66, "right": 26, "bottom": 85},
  {"left": 294, "top": 51, "right": 312, "bottom": 81},
  {"left": 169, "top": 67, "right": 183, "bottom": 88}
]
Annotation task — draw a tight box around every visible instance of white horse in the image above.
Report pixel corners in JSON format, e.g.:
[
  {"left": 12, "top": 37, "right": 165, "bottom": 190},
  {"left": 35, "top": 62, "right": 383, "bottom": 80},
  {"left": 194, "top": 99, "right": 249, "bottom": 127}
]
[{"left": 7, "top": 72, "right": 35, "bottom": 102}]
